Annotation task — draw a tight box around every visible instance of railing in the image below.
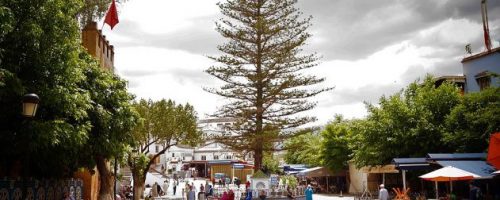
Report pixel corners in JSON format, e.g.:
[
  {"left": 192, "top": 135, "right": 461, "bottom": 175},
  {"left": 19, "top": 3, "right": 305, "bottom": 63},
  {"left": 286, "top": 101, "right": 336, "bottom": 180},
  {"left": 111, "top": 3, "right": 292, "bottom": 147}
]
[{"left": 0, "top": 178, "right": 83, "bottom": 200}]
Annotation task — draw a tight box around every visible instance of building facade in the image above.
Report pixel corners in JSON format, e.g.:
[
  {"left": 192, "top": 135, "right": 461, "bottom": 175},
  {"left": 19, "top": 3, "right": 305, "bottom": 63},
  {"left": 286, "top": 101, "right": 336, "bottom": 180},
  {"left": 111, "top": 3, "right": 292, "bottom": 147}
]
[
  {"left": 81, "top": 22, "right": 115, "bottom": 71},
  {"left": 461, "top": 47, "right": 500, "bottom": 93}
]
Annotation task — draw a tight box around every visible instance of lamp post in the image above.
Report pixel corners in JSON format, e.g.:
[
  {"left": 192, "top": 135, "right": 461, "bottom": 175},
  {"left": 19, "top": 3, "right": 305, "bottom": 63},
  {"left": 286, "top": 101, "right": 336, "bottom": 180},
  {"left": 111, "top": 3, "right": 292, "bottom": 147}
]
[
  {"left": 20, "top": 93, "right": 39, "bottom": 199},
  {"left": 21, "top": 93, "right": 40, "bottom": 117}
]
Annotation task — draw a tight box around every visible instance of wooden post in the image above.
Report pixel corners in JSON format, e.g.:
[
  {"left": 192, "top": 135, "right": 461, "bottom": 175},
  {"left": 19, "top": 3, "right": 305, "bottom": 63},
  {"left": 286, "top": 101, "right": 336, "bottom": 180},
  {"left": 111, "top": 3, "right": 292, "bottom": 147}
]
[
  {"left": 402, "top": 170, "right": 407, "bottom": 191},
  {"left": 450, "top": 180, "right": 453, "bottom": 193},
  {"left": 326, "top": 176, "right": 329, "bottom": 193},
  {"left": 435, "top": 181, "right": 438, "bottom": 199}
]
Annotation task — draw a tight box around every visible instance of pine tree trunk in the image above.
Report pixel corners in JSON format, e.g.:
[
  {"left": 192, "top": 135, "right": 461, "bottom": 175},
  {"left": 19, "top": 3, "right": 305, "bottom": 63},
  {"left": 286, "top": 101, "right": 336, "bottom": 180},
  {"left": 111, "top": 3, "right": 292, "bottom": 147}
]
[
  {"left": 254, "top": 0, "right": 264, "bottom": 172},
  {"left": 95, "top": 155, "right": 114, "bottom": 200},
  {"left": 254, "top": 148, "right": 263, "bottom": 171}
]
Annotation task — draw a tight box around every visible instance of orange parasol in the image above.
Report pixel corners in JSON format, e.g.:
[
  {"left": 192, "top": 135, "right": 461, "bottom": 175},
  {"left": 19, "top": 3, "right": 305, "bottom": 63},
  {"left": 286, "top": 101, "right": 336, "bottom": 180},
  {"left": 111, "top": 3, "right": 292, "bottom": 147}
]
[{"left": 420, "top": 166, "right": 479, "bottom": 197}]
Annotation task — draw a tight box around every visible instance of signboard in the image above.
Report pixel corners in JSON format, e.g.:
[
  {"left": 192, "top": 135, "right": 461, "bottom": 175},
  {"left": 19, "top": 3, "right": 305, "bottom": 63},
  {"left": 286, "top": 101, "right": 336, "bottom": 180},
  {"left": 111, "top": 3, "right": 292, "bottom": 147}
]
[
  {"left": 233, "top": 164, "right": 245, "bottom": 169},
  {"left": 270, "top": 174, "right": 279, "bottom": 186}
]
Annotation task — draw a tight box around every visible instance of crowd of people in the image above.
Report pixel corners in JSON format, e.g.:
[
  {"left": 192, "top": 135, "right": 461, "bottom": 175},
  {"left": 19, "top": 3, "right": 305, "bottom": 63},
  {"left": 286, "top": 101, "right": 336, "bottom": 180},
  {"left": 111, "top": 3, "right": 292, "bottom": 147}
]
[{"left": 116, "top": 177, "right": 315, "bottom": 200}]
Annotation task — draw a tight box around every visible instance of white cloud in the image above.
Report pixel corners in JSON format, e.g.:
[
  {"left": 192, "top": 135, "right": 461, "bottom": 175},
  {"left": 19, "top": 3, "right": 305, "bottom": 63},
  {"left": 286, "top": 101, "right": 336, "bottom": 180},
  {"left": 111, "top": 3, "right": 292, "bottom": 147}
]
[
  {"left": 118, "top": 0, "right": 220, "bottom": 34},
  {"left": 99, "top": 0, "right": 499, "bottom": 125}
]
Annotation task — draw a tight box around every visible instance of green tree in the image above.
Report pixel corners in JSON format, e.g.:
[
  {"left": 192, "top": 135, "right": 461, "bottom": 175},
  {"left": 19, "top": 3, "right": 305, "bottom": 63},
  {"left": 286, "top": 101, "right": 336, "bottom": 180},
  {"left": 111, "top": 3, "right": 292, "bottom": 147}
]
[
  {"left": 0, "top": 0, "right": 92, "bottom": 177},
  {"left": 130, "top": 99, "right": 200, "bottom": 200},
  {"left": 77, "top": 0, "right": 127, "bottom": 27},
  {"left": 351, "top": 76, "right": 461, "bottom": 167},
  {"left": 77, "top": 57, "right": 139, "bottom": 200},
  {"left": 283, "top": 132, "right": 322, "bottom": 167},
  {"left": 444, "top": 87, "right": 500, "bottom": 152},
  {"left": 206, "top": 0, "right": 331, "bottom": 170},
  {"left": 320, "top": 115, "right": 355, "bottom": 172},
  {"left": 281, "top": 175, "right": 298, "bottom": 188},
  {"left": 262, "top": 152, "right": 281, "bottom": 174},
  {"left": 0, "top": 4, "right": 139, "bottom": 200}
]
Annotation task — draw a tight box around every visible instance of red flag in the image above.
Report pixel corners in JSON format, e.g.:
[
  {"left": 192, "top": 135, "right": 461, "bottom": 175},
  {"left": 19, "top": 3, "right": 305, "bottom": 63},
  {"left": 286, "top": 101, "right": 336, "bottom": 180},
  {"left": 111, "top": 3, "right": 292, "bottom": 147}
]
[{"left": 104, "top": 0, "right": 119, "bottom": 29}]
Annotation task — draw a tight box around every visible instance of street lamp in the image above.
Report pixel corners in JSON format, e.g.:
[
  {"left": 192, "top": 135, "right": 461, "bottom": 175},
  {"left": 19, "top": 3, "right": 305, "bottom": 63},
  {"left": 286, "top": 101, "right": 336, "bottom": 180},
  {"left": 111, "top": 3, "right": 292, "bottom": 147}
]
[{"left": 21, "top": 93, "right": 40, "bottom": 117}]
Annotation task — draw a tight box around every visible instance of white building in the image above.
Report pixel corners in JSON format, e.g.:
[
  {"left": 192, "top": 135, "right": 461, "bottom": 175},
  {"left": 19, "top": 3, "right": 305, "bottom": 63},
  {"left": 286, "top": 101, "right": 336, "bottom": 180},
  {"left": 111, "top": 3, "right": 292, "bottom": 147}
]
[
  {"left": 158, "top": 117, "right": 251, "bottom": 177},
  {"left": 162, "top": 145, "right": 195, "bottom": 172},
  {"left": 195, "top": 117, "right": 250, "bottom": 162}
]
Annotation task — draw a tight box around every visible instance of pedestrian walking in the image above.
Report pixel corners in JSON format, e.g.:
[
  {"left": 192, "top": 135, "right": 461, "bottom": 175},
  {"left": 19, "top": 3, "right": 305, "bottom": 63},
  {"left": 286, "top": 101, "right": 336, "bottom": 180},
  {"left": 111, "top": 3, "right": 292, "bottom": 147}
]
[
  {"left": 199, "top": 185, "right": 206, "bottom": 200},
  {"left": 205, "top": 181, "right": 210, "bottom": 194},
  {"left": 184, "top": 183, "right": 190, "bottom": 200},
  {"left": 157, "top": 182, "right": 163, "bottom": 196},
  {"left": 163, "top": 180, "right": 169, "bottom": 196},
  {"left": 207, "top": 184, "right": 214, "bottom": 197},
  {"left": 221, "top": 191, "right": 230, "bottom": 200},
  {"left": 245, "top": 181, "right": 250, "bottom": 189},
  {"left": 305, "top": 185, "right": 313, "bottom": 200},
  {"left": 188, "top": 186, "right": 196, "bottom": 200},
  {"left": 152, "top": 182, "right": 159, "bottom": 197},
  {"left": 235, "top": 187, "right": 242, "bottom": 200},
  {"left": 229, "top": 189, "right": 235, "bottom": 200},
  {"left": 173, "top": 179, "right": 178, "bottom": 195},
  {"left": 235, "top": 178, "right": 241, "bottom": 189},
  {"left": 378, "top": 184, "right": 388, "bottom": 200},
  {"left": 245, "top": 187, "right": 252, "bottom": 200}
]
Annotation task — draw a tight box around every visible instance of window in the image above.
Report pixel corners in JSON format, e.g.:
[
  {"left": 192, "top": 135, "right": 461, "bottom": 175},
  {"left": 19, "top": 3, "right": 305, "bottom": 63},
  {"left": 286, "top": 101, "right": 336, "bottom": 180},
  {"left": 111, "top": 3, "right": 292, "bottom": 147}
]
[
  {"left": 155, "top": 145, "right": 159, "bottom": 153},
  {"left": 476, "top": 71, "right": 492, "bottom": 91},
  {"left": 201, "top": 155, "right": 206, "bottom": 160},
  {"left": 476, "top": 76, "right": 491, "bottom": 91},
  {"left": 214, "top": 155, "right": 219, "bottom": 160},
  {"left": 172, "top": 153, "right": 175, "bottom": 157},
  {"left": 226, "top": 155, "right": 232, "bottom": 159}
]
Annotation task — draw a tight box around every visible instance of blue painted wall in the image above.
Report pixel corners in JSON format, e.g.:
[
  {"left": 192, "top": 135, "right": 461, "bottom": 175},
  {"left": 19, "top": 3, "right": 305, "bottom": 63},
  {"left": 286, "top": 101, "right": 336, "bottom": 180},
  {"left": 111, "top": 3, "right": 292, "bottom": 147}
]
[{"left": 462, "top": 51, "right": 500, "bottom": 93}]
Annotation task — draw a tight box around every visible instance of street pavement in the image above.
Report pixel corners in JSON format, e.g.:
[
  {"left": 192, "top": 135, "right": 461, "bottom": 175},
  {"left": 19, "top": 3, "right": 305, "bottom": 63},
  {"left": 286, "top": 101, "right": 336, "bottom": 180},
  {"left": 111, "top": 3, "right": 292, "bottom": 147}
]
[
  {"left": 154, "top": 178, "right": 355, "bottom": 200},
  {"left": 312, "top": 194, "right": 355, "bottom": 200}
]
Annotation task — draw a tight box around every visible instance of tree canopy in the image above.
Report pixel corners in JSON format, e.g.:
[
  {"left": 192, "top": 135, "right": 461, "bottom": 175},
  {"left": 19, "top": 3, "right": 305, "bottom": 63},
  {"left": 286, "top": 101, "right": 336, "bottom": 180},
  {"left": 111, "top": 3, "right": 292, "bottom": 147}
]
[
  {"left": 315, "top": 76, "right": 498, "bottom": 169},
  {"left": 129, "top": 99, "right": 200, "bottom": 199},
  {"left": 320, "top": 116, "right": 355, "bottom": 172},
  {"left": 0, "top": 2, "right": 139, "bottom": 191},
  {"left": 206, "top": 0, "right": 330, "bottom": 170},
  {"left": 444, "top": 86, "right": 500, "bottom": 152},
  {"left": 283, "top": 131, "right": 322, "bottom": 167},
  {"left": 77, "top": 55, "right": 139, "bottom": 200},
  {"left": 351, "top": 76, "right": 461, "bottom": 167},
  {"left": 0, "top": 0, "right": 93, "bottom": 177}
]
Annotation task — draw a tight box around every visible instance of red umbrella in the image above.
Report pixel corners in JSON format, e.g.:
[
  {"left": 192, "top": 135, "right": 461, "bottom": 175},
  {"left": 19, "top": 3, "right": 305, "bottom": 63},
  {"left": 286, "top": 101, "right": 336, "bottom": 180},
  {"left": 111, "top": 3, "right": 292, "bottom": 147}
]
[{"left": 487, "top": 132, "right": 500, "bottom": 169}]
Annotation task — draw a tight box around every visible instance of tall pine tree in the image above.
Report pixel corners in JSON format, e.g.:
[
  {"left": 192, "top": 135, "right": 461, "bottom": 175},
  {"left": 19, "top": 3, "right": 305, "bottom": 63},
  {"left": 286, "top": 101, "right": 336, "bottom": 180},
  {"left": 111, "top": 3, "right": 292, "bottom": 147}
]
[{"left": 206, "top": 0, "right": 330, "bottom": 170}]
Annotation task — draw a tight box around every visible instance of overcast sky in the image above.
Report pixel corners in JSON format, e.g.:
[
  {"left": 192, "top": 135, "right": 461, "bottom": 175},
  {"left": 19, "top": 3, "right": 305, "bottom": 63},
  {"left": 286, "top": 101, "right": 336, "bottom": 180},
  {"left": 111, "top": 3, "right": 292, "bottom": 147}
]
[{"left": 102, "top": 0, "right": 500, "bottom": 125}]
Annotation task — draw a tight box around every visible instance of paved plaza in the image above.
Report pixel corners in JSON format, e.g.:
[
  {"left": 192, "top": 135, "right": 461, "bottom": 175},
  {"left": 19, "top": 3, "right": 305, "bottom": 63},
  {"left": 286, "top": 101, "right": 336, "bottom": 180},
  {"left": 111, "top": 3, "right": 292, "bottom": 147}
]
[{"left": 149, "top": 178, "right": 354, "bottom": 200}]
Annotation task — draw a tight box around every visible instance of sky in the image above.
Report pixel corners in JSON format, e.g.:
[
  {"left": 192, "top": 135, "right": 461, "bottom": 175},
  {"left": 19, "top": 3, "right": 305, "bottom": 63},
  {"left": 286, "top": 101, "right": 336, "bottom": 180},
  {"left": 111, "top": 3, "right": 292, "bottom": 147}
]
[{"left": 102, "top": 0, "right": 500, "bottom": 126}]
